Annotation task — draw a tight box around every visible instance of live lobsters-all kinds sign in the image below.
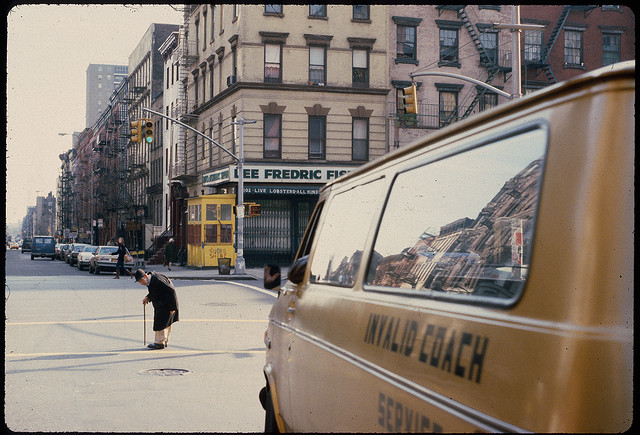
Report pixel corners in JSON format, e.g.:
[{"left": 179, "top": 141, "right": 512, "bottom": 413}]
[{"left": 202, "top": 164, "right": 355, "bottom": 186}]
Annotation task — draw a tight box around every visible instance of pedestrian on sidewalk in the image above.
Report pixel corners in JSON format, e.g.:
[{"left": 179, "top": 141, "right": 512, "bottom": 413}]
[
  {"left": 163, "top": 238, "right": 177, "bottom": 271},
  {"left": 114, "top": 237, "right": 134, "bottom": 279},
  {"left": 134, "top": 268, "right": 179, "bottom": 350}
]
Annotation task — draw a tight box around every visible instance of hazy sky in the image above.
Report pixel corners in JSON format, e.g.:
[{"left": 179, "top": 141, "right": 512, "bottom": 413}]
[{"left": 5, "top": 4, "right": 184, "bottom": 229}]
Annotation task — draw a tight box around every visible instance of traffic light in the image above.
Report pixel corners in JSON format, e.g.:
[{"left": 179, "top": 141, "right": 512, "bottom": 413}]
[
  {"left": 402, "top": 84, "right": 418, "bottom": 114},
  {"left": 130, "top": 119, "right": 142, "bottom": 143},
  {"left": 143, "top": 120, "right": 154, "bottom": 144},
  {"left": 234, "top": 203, "right": 261, "bottom": 217},
  {"left": 246, "top": 203, "right": 261, "bottom": 217}
]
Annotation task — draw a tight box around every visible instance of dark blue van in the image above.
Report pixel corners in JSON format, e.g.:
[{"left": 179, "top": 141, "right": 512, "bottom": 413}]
[{"left": 31, "top": 236, "right": 56, "bottom": 260}]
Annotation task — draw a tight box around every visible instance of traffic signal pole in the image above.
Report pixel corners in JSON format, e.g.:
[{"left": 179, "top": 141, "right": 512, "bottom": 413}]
[
  {"left": 231, "top": 118, "right": 256, "bottom": 275},
  {"left": 141, "top": 107, "right": 250, "bottom": 274}
]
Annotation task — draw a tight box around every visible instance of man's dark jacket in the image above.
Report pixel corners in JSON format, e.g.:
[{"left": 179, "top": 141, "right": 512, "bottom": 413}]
[{"left": 146, "top": 272, "right": 179, "bottom": 331}]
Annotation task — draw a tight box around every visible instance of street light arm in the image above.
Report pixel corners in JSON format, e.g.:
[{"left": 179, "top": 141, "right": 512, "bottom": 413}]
[
  {"left": 409, "top": 71, "right": 512, "bottom": 99},
  {"left": 141, "top": 107, "right": 238, "bottom": 161}
]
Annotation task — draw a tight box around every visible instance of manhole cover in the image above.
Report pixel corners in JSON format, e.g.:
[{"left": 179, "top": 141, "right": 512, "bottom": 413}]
[
  {"left": 204, "top": 302, "right": 237, "bottom": 307},
  {"left": 139, "top": 368, "right": 192, "bottom": 376}
]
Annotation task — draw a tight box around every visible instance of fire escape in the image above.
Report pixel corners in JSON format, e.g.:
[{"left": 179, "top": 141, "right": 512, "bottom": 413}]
[
  {"left": 442, "top": 6, "right": 586, "bottom": 121},
  {"left": 456, "top": 6, "right": 509, "bottom": 119},
  {"left": 172, "top": 5, "right": 199, "bottom": 182}
]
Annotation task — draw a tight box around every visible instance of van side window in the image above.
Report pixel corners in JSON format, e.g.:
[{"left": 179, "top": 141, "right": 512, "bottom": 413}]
[
  {"left": 297, "top": 201, "right": 324, "bottom": 259},
  {"left": 310, "top": 178, "right": 385, "bottom": 287},
  {"left": 366, "top": 127, "right": 547, "bottom": 303}
]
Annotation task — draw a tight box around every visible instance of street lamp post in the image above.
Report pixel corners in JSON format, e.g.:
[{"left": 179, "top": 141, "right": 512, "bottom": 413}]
[{"left": 231, "top": 118, "right": 256, "bottom": 275}]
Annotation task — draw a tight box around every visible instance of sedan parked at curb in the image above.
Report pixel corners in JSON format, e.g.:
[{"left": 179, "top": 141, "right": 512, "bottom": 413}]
[
  {"left": 68, "top": 244, "right": 89, "bottom": 266},
  {"left": 77, "top": 246, "right": 98, "bottom": 271}
]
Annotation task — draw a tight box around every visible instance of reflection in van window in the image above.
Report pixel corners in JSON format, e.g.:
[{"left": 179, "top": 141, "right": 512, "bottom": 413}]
[
  {"left": 311, "top": 178, "right": 385, "bottom": 287},
  {"left": 366, "top": 128, "right": 547, "bottom": 301}
]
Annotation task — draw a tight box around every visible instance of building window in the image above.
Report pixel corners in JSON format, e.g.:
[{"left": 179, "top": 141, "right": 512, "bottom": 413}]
[
  {"left": 439, "top": 28, "right": 459, "bottom": 65},
  {"left": 439, "top": 90, "right": 458, "bottom": 128},
  {"left": 203, "top": 9, "right": 207, "bottom": 45},
  {"left": 195, "top": 18, "right": 200, "bottom": 53},
  {"left": 602, "top": 32, "right": 621, "bottom": 66},
  {"left": 524, "top": 29, "right": 543, "bottom": 63},
  {"left": 265, "top": 4, "right": 282, "bottom": 14},
  {"left": 264, "top": 43, "right": 282, "bottom": 83},
  {"left": 397, "top": 25, "right": 416, "bottom": 61},
  {"left": 309, "top": 45, "right": 326, "bottom": 85},
  {"left": 352, "top": 49, "right": 369, "bottom": 88},
  {"left": 201, "top": 68, "right": 207, "bottom": 103},
  {"left": 353, "top": 5, "right": 369, "bottom": 20},
  {"left": 479, "top": 91, "right": 498, "bottom": 112},
  {"left": 309, "top": 5, "right": 326, "bottom": 18},
  {"left": 478, "top": 30, "right": 498, "bottom": 64},
  {"left": 352, "top": 118, "right": 369, "bottom": 161},
  {"left": 209, "top": 62, "right": 214, "bottom": 99},
  {"left": 210, "top": 5, "right": 215, "bottom": 41},
  {"left": 564, "top": 29, "right": 583, "bottom": 67},
  {"left": 309, "top": 116, "right": 326, "bottom": 160},
  {"left": 231, "top": 44, "right": 238, "bottom": 79},
  {"left": 193, "top": 72, "right": 199, "bottom": 108},
  {"left": 263, "top": 114, "right": 281, "bottom": 159}
]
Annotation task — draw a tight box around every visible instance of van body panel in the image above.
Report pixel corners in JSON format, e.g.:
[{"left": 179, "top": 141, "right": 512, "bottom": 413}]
[
  {"left": 31, "top": 236, "right": 56, "bottom": 259},
  {"left": 264, "top": 62, "right": 633, "bottom": 432}
]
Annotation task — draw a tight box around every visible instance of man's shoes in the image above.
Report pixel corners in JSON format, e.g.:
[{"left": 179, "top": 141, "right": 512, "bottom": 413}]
[{"left": 147, "top": 343, "right": 165, "bottom": 350}]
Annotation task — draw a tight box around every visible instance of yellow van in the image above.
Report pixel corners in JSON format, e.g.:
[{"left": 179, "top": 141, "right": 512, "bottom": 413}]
[{"left": 260, "top": 61, "right": 634, "bottom": 433}]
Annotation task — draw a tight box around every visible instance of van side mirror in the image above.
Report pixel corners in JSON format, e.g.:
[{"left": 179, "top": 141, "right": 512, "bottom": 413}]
[
  {"left": 287, "top": 255, "right": 309, "bottom": 284},
  {"left": 263, "top": 265, "right": 281, "bottom": 289}
]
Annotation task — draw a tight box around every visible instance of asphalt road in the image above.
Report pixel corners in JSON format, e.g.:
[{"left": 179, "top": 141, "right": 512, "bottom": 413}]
[{"left": 4, "top": 249, "right": 276, "bottom": 432}]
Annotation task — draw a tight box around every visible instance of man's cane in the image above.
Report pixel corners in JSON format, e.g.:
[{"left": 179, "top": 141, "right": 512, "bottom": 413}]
[{"left": 143, "top": 302, "right": 146, "bottom": 346}]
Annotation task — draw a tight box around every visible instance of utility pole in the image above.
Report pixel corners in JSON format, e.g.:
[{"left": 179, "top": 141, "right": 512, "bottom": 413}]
[
  {"left": 231, "top": 118, "right": 256, "bottom": 275},
  {"left": 142, "top": 107, "right": 252, "bottom": 275},
  {"left": 493, "top": 6, "right": 546, "bottom": 99}
]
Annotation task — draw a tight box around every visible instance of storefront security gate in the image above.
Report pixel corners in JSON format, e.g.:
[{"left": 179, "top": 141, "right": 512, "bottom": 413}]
[{"left": 244, "top": 198, "right": 315, "bottom": 267}]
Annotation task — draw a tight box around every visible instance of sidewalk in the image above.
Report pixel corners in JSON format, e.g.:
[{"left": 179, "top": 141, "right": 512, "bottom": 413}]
[{"left": 140, "top": 263, "right": 288, "bottom": 282}]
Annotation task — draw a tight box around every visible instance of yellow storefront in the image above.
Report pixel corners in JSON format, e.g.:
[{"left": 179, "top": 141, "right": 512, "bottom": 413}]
[{"left": 186, "top": 194, "right": 237, "bottom": 267}]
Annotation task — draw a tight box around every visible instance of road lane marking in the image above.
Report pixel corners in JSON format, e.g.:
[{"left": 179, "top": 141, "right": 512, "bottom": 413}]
[
  {"left": 5, "top": 349, "right": 266, "bottom": 358},
  {"left": 229, "top": 281, "right": 278, "bottom": 298},
  {"left": 6, "top": 319, "right": 268, "bottom": 326}
]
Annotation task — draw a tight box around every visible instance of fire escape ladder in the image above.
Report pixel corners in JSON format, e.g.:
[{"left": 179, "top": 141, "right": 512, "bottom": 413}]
[
  {"left": 459, "top": 7, "right": 500, "bottom": 120},
  {"left": 540, "top": 5, "right": 571, "bottom": 84},
  {"left": 174, "top": 8, "right": 198, "bottom": 180}
]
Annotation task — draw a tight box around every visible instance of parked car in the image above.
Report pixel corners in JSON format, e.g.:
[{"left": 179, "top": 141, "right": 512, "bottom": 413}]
[
  {"left": 21, "top": 238, "right": 32, "bottom": 253},
  {"left": 61, "top": 244, "right": 74, "bottom": 262},
  {"left": 57, "top": 244, "right": 69, "bottom": 260},
  {"left": 77, "top": 246, "right": 98, "bottom": 271},
  {"left": 90, "top": 245, "right": 134, "bottom": 274},
  {"left": 31, "top": 236, "right": 56, "bottom": 260},
  {"left": 68, "top": 244, "right": 89, "bottom": 266}
]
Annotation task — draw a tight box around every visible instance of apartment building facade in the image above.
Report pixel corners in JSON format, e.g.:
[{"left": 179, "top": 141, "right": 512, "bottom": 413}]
[
  {"left": 85, "top": 63, "right": 128, "bottom": 128},
  {"left": 127, "top": 23, "right": 179, "bottom": 252},
  {"left": 388, "top": 5, "right": 515, "bottom": 149},
  {"left": 172, "top": 4, "right": 390, "bottom": 266},
  {"left": 519, "top": 5, "right": 635, "bottom": 89}
]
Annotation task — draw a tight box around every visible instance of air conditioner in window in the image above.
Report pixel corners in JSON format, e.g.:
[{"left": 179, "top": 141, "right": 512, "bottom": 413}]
[{"left": 227, "top": 75, "right": 236, "bottom": 87}]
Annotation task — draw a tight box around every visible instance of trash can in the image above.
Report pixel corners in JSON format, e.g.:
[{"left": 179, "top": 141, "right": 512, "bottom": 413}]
[{"left": 218, "top": 258, "right": 231, "bottom": 275}]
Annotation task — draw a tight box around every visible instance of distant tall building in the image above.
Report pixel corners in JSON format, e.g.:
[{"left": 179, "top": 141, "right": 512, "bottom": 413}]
[{"left": 85, "top": 64, "right": 128, "bottom": 128}]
